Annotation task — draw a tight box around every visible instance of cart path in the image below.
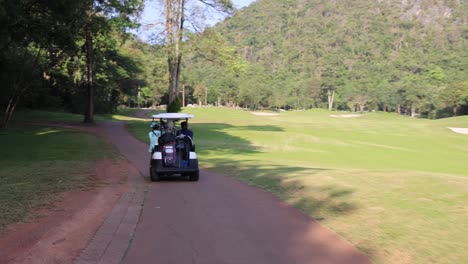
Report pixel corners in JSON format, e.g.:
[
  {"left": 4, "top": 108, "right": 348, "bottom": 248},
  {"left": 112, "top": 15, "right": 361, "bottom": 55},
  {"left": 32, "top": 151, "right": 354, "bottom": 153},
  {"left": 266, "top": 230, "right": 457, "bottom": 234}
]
[{"left": 96, "top": 121, "right": 370, "bottom": 264}]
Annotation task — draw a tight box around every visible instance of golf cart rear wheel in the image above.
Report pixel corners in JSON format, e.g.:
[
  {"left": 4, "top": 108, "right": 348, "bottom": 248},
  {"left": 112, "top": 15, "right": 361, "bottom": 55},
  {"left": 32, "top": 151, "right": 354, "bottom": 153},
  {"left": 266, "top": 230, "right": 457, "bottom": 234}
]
[
  {"left": 189, "top": 171, "right": 199, "bottom": 181},
  {"left": 150, "top": 167, "right": 161, "bottom": 182}
]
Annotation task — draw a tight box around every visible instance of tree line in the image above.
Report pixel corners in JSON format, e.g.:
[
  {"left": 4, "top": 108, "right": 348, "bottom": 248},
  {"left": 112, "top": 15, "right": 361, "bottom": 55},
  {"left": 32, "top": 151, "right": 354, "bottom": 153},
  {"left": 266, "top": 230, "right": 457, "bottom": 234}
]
[
  {"left": 0, "top": 0, "right": 237, "bottom": 128},
  {"left": 2, "top": 0, "right": 467, "bottom": 128}
]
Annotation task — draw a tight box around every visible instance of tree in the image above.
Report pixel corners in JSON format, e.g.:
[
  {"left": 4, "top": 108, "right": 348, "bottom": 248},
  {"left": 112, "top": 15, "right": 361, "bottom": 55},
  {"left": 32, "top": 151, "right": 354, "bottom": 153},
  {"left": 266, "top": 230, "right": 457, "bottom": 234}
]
[
  {"left": 80, "top": 0, "right": 143, "bottom": 123},
  {"left": 193, "top": 83, "right": 206, "bottom": 105},
  {"left": 140, "top": 86, "right": 153, "bottom": 107},
  {"left": 320, "top": 56, "right": 347, "bottom": 111},
  {"left": 438, "top": 82, "right": 468, "bottom": 116},
  {"left": 162, "top": 0, "right": 234, "bottom": 112}
]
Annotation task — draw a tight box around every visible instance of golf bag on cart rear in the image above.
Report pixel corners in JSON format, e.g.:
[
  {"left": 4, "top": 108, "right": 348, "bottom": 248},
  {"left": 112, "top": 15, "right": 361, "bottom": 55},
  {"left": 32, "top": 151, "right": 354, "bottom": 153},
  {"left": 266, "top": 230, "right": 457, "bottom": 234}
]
[
  {"left": 175, "top": 135, "right": 193, "bottom": 168},
  {"left": 162, "top": 142, "right": 176, "bottom": 167}
]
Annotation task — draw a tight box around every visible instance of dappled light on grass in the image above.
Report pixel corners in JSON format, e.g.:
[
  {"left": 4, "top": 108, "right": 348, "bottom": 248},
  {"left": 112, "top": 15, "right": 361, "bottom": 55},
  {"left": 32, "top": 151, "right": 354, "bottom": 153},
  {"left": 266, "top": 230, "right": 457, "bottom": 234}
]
[
  {"left": 11, "top": 110, "right": 83, "bottom": 124},
  {"left": 109, "top": 114, "right": 144, "bottom": 121},
  {"left": 0, "top": 124, "right": 116, "bottom": 229},
  {"left": 100, "top": 108, "right": 166, "bottom": 121},
  {"left": 35, "top": 129, "right": 63, "bottom": 136}
]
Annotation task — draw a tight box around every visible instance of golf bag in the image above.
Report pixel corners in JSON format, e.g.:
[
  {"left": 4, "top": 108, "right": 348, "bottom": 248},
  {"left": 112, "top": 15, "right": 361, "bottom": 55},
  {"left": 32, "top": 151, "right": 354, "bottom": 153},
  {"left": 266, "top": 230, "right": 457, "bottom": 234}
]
[{"left": 162, "top": 142, "right": 176, "bottom": 167}]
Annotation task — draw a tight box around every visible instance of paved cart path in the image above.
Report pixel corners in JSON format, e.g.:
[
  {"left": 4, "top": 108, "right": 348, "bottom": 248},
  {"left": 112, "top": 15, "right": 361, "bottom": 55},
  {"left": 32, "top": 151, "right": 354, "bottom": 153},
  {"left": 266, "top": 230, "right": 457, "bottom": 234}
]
[{"left": 80, "top": 120, "right": 370, "bottom": 264}]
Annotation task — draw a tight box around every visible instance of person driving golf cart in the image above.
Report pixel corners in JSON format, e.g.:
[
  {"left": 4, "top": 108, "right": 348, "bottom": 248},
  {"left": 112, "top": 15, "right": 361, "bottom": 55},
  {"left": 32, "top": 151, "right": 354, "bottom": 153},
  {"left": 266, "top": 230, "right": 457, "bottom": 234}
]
[{"left": 176, "top": 121, "right": 193, "bottom": 139}]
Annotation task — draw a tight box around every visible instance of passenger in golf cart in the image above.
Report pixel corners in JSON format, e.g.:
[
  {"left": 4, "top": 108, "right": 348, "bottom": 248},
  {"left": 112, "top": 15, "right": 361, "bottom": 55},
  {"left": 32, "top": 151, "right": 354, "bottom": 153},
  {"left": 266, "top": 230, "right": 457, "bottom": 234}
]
[
  {"left": 148, "top": 121, "right": 161, "bottom": 153},
  {"left": 158, "top": 120, "right": 176, "bottom": 146},
  {"left": 149, "top": 113, "right": 199, "bottom": 181}
]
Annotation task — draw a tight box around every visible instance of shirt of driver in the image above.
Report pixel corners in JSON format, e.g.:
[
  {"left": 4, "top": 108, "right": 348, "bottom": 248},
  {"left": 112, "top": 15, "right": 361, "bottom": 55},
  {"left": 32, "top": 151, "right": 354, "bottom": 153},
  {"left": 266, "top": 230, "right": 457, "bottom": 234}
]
[
  {"left": 176, "top": 129, "right": 193, "bottom": 139},
  {"left": 148, "top": 130, "right": 161, "bottom": 153}
]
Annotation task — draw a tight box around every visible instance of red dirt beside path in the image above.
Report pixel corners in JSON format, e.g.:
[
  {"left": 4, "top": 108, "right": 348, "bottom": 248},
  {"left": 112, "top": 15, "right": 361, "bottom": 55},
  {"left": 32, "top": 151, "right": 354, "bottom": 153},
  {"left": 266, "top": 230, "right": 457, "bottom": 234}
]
[{"left": 0, "top": 159, "right": 135, "bottom": 264}]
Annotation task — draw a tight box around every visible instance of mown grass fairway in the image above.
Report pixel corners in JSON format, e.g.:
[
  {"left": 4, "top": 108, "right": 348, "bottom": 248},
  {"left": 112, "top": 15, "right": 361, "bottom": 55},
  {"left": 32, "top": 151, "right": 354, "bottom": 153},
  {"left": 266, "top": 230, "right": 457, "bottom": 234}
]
[
  {"left": 127, "top": 107, "right": 468, "bottom": 264},
  {"left": 0, "top": 111, "right": 117, "bottom": 230}
]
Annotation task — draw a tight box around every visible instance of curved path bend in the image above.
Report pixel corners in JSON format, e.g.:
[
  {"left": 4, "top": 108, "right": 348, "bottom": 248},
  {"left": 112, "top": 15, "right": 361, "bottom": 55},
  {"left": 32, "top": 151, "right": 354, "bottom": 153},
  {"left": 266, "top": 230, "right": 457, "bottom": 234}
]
[{"left": 79, "top": 120, "right": 370, "bottom": 264}]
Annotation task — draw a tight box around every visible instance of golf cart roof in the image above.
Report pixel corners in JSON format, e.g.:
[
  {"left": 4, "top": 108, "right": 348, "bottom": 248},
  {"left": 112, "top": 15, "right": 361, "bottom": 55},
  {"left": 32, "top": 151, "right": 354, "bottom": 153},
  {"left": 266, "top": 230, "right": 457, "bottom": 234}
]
[{"left": 152, "top": 113, "right": 194, "bottom": 120}]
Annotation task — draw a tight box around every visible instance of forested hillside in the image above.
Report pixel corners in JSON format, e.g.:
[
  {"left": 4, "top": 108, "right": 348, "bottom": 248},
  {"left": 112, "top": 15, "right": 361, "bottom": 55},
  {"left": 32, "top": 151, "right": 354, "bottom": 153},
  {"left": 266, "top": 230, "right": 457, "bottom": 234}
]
[{"left": 185, "top": 0, "right": 468, "bottom": 117}]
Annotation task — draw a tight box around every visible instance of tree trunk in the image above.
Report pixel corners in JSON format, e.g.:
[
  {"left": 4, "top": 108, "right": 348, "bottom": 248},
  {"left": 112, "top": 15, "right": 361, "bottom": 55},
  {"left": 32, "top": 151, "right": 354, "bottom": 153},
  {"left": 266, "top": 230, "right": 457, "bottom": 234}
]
[
  {"left": 166, "top": 0, "right": 185, "bottom": 107},
  {"left": 1, "top": 88, "right": 21, "bottom": 129},
  {"left": 83, "top": 30, "right": 95, "bottom": 123},
  {"left": 327, "top": 90, "right": 335, "bottom": 111},
  {"left": 181, "top": 85, "right": 185, "bottom": 107},
  {"left": 453, "top": 105, "right": 458, "bottom": 116},
  {"left": 359, "top": 104, "right": 364, "bottom": 112},
  {"left": 411, "top": 104, "right": 416, "bottom": 117},
  {"left": 166, "top": 0, "right": 174, "bottom": 104},
  {"left": 1, "top": 48, "right": 40, "bottom": 128},
  {"left": 397, "top": 104, "right": 401, "bottom": 115},
  {"left": 137, "top": 87, "right": 141, "bottom": 108}
]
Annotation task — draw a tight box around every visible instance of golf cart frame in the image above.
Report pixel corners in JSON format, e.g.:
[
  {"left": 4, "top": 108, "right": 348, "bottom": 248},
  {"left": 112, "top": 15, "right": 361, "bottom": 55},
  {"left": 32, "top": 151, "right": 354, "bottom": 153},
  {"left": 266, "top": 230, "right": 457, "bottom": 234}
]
[{"left": 149, "top": 113, "right": 199, "bottom": 181}]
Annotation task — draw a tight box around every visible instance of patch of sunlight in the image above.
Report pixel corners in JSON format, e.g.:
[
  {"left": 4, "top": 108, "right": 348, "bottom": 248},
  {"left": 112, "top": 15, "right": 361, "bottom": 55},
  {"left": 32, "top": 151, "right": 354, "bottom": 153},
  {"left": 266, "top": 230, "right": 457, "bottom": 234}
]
[
  {"left": 253, "top": 142, "right": 327, "bottom": 152},
  {"left": 111, "top": 115, "right": 145, "bottom": 121},
  {"left": 349, "top": 140, "right": 414, "bottom": 151},
  {"left": 35, "top": 129, "right": 62, "bottom": 136}
]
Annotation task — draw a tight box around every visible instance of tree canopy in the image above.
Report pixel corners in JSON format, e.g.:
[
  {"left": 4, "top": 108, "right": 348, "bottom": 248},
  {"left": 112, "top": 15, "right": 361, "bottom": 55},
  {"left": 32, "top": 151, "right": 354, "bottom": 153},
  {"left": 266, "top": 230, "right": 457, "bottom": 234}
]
[{"left": 0, "top": 0, "right": 146, "bottom": 127}]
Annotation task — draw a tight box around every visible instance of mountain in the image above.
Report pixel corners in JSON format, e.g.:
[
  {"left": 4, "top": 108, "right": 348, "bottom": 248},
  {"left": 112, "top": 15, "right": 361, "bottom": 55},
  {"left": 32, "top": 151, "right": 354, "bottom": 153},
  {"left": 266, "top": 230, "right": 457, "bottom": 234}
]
[{"left": 185, "top": 0, "right": 467, "bottom": 116}]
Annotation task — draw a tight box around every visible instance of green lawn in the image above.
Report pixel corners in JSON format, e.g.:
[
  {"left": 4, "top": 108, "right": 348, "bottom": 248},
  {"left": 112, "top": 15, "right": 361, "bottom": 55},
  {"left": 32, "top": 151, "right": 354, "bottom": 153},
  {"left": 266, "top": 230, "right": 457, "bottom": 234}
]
[
  {"left": 0, "top": 111, "right": 118, "bottom": 230},
  {"left": 127, "top": 107, "right": 468, "bottom": 264}
]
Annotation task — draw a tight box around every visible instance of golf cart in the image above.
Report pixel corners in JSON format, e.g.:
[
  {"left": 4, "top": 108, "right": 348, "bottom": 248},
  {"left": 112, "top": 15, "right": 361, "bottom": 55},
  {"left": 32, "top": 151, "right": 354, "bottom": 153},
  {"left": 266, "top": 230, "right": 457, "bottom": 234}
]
[{"left": 149, "top": 113, "right": 199, "bottom": 182}]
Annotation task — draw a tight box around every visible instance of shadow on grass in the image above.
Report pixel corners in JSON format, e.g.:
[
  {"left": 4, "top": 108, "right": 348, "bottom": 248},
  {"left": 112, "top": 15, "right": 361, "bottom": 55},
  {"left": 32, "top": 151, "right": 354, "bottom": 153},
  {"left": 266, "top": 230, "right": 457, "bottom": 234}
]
[
  {"left": 195, "top": 123, "right": 284, "bottom": 132},
  {"left": 0, "top": 126, "right": 115, "bottom": 162},
  {"left": 193, "top": 123, "right": 284, "bottom": 155},
  {"left": 234, "top": 125, "right": 285, "bottom": 132},
  {"left": 204, "top": 157, "right": 358, "bottom": 221},
  {"left": 293, "top": 191, "right": 358, "bottom": 220}
]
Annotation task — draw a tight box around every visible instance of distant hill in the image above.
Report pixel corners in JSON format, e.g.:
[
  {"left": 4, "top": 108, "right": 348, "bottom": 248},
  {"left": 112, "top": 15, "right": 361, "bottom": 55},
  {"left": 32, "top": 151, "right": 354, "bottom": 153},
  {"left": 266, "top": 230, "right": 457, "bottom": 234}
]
[{"left": 184, "top": 0, "right": 467, "bottom": 117}]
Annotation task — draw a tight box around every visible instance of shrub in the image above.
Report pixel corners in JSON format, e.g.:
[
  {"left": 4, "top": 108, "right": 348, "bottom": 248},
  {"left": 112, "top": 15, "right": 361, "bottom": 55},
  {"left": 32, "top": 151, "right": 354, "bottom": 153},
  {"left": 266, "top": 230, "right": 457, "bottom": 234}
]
[{"left": 167, "top": 96, "right": 181, "bottom": 113}]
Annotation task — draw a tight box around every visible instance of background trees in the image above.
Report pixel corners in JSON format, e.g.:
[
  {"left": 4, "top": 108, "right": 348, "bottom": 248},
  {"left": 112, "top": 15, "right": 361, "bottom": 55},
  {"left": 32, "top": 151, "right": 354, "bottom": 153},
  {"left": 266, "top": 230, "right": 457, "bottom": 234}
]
[{"left": 1, "top": 0, "right": 467, "bottom": 125}]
